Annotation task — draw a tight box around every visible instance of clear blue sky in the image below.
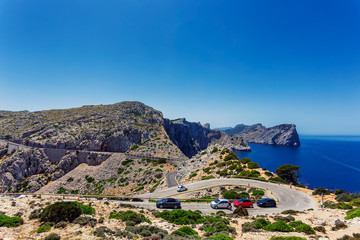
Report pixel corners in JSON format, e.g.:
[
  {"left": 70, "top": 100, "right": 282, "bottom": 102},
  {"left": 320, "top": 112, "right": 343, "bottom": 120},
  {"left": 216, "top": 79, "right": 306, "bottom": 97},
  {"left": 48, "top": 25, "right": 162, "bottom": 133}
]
[{"left": 0, "top": 0, "right": 359, "bottom": 135}]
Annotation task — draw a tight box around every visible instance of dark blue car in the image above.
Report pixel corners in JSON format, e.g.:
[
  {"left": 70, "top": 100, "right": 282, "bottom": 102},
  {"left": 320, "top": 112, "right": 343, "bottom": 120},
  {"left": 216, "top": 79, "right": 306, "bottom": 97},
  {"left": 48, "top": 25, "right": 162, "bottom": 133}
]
[
  {"left": 156, "top": 198, "right": 181, "bottom": 209},
  {"left": 257, "top": 198, "right": 276, "bottom": 207}
]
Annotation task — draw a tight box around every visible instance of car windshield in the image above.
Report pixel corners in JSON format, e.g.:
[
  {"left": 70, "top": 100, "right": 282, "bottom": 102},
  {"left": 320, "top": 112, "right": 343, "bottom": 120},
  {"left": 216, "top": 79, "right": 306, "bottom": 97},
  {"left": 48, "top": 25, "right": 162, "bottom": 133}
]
[{"left": 214, "top": 199, "right": 220, "bottom": 203}]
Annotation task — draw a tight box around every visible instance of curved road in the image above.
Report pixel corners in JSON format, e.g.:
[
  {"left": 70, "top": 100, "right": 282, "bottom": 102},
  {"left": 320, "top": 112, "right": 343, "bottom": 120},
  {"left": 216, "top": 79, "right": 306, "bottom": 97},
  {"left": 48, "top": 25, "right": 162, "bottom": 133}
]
[{"left": 127, "top": 178, "right": 315, "bottom": 215}]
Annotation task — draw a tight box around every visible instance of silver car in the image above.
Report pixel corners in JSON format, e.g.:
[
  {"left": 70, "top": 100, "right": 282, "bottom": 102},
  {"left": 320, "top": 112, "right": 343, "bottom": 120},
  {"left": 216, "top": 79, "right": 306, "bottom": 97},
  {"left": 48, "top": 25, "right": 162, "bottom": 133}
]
[
  {"left": 177, "top": 185, "right": 188, "bottom": 192},
  {"left": 210, "top": 199, "right": 230, "bottom": 209}
]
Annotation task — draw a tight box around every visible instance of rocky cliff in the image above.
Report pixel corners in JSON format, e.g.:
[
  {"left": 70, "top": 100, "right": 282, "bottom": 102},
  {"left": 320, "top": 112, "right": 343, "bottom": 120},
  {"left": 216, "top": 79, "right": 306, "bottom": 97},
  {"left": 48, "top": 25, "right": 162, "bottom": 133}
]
[
  {"left": 164, "top": 118, "right": 249, "bottom": 158},
  {"left": 224, "top": 124, "right": 300, "bottom": 146}
]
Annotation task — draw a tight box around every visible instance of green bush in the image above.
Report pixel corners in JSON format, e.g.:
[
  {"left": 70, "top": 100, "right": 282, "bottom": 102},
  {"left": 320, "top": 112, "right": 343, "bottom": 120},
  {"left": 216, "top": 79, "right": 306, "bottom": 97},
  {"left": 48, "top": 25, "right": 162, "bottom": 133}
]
[
  {"left": 211, "top": 147, "right": 219, "bottom": 154},
  {"left": 0, "top": 214, "right": 24, "bottom": 227},
  {"left": 57, "top": 187, "right": 67, "bottom": 194},
  {"left": 312, "top": 187, "right": 331, "bottom": 195},
  {"left": 224, "top": 152, "right": 239, "bottom": 161},
  {"left": 125, "top": 225, "right": 168, "bottom": 237},
  {"left": 273, "top": 215, "right": 295, "bottom": 223},
  {"left": 223, "top": 190, "right": 249, "bottom": 200},
  {"left": 189, "top": 172, "right": 197, "bottom": 178},
  {"left": 208, "top": 234, "right": 234, "bottom": 240},
  {"left": 247, "top": 162, "right": 259, "bottom": 169},
  {"left": 336, "top": 193, "right": 359, "bottom": 202},
  {"left": 275, "top": 164, "right": 300, "bottom": 185},
  {"left": 252, "top": 190, "right": 265, "bottom": 197},
  {"left": 40, "top": 202, "right": 82, "bottom": 223},
  {"left": 295, "top": 223, "right": 315, "bottom": 234},
  {"left": 172, "top": 226, "right": 198, "bottom": 238},
  {"left": 75, "top": 202, "right": 95, "bottom": 215},
  {"left": 345, "top": 208, "right": 360, "bottom": 220},
  {"left": 122, "top": 159, "right": 134, "bottom": 166},
  {"left": 85, "top": 176, "right": 95, "bottom": 183},
  {"left": 350, "top": 198, "right": 360, "bottom": 207},
  {"left": 204, "top": 167, "right": 211, "bottom": 173},
  {"left": 156, "top": 210, "right": 204, "bottom": 225},
  {"left": 240, "top": 158, "right": 251, "bottom": 164},
  {"left": 74, "top": 216, "right": 97, "bottom": 227},
  {"left": 265, "top": 171, "right": 273, "bottom": 177},
  {"left": 289, "top": 220, "right": 303, "bottom": 228},
  {"left": 264, "top": 221, "right": 294, "bottom": 232},
  {"left": 36, "top": 225, "right": 51, "bottom": 233},
  {"left": 242, "top": 218, "right": 270, "bottom": 232},
  {"left": 269, "top": 177, "right": 288, "bottom": 184},
  {"left": 44, "top": 233, "right": 60, "bottom": 240},
  {"left": 109, "top": 210, "right": 151, "bottom": 226}
]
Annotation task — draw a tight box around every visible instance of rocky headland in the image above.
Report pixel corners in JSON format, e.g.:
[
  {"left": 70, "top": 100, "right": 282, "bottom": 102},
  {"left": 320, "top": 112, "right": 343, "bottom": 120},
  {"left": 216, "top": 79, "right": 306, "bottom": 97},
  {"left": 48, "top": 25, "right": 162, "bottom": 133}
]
[{"left": 224, "top": 123, "right": 300, "bottom": 146}]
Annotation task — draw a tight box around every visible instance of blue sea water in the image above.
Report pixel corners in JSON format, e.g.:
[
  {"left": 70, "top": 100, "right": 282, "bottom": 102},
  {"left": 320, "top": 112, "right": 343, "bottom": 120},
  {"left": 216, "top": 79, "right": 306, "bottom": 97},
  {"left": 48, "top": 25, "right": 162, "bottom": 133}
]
[{"left": 235, "top": 136, "right": 360, "bottom": 193}]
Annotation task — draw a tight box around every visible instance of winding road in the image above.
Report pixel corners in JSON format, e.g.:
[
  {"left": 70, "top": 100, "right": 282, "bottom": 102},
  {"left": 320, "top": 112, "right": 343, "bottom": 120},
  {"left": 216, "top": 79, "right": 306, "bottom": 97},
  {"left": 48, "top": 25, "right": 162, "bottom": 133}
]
[{"left": 126, "top": 178, "right": 316, "bottom": 215}]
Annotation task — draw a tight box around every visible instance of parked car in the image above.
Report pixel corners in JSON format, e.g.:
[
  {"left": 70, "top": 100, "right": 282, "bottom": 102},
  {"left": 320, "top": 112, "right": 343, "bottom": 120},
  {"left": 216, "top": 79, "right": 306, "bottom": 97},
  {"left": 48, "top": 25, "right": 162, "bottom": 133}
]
[
  {"left": 156, "top": 198, "right": 181, "bottom": 209},
  {"left": 257, "top": 198, "right": 277, "bottom": 207},
  {"left": 233, "top": 199, "right": 254, "bottom": 208},
  {"left": 210, "top": 199, "right": 231, "bottom": 209},
  {"left": 177, "top": 185, "right": 188, "bottom": 192}
]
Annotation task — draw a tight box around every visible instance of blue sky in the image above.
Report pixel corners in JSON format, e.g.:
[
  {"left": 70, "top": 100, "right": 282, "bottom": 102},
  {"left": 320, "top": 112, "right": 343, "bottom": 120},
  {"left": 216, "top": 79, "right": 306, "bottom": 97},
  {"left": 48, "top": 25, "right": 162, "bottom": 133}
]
[{"left": 0, "top": 0, "right": 359, "bottom": 135}]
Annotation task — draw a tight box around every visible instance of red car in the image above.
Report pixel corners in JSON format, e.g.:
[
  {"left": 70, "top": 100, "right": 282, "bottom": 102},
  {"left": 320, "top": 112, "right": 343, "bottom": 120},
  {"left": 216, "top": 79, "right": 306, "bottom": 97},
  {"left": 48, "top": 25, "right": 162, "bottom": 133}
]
[{"left": 233, "top": 199, "right": 254, "bottom": 208}]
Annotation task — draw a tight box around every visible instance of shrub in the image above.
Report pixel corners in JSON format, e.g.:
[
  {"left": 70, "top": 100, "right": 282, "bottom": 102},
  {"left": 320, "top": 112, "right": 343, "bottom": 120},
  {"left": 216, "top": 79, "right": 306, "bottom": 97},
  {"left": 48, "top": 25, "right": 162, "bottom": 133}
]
[
  {"left": 273, "top": 215, "right": 295, "bottom": 222},
  {"left": 109, "top": 210, "right": 151, "bottom": 226},
  {"left": 335, "top": 189, "right": 346, "bottom": 195},
  {"left": 156, "top": 210, "right": 204, "bottom": 225},
  {"left": 204, "top": 167, "right": 211, "bottom": 173},
  {"left": 289, "top": 220, "right": 303, "bottom": 228},
  {"left": 233, "top": 207, "right": 248, "bottom": 216},
  {"left": 350, "top": 198, "right": 360, "bottom": 207},
  {"left": 264, "top": 221, "right": 293, "bottom": 232},
  {"left": 345, "top": 208, "right": 360, "bottom": 220},
  {"left": 312, "top": 187, "right": 331, "bottom": 195},
  {"left": 172, "top": 226, "right": 198, "bottom": 238},
  {"left": 85, "top": 176, "right": 95, "bottom": 183},
  {"left": 252, "top": 190, "right": 264, "bottom": 197},
  {"left": 74, "top": 216, "right": 97, "bottom": 227},
  {"left": 265, "top": 171, "right": 273, "bottom": 177},
  {"left": 281, "top": 210, "right": 300, "bottom": 215},
  {"left": 54, "top": 221, "right": 67, "bottom": 228},
  {"left": 247, "top": 162, "right": 259, "bottom": 169},
  {"left": 336, "top": 233, "right": 360, "bottom": 240},
  {"left": 29, "top": 209, "right": 42, "bottom": 220},
  {"left": 336, "top": 193, "right": 359, "bottom": 202},
  {"left": 208, "top": 234, "right": 234, "bottom": 240},
  {"left": 94, "top": 226, "right": 115, "bottom": 238},
  {"left": 125, "top": 225, "right": 168, "bottom": 237},
  {"left": 0, "top": 214, "right": 24, "bottom": 227},
  {"left": 44, "top": 233, "right": 60, "bottom": 240},
  {"left": 240, "top": 158, "right": 251, "bottom": 164},
  {"left": 74, "top": 202, "right": 95, "bottom": 215},
  {"left": 223, "top": 190, "right": 249, "bottom": 200},
  {"left": 57, "top": 187, "right": 66, "bottom": 194},
  {"left": 242, "top": 218, "right": 270, "bottom": 232},
  {"left": 313, "top": 226, "right": 326, "bottom": 233},
  {"left": 36, "top": 225, "right": 51, "bottom": 233},
  {"left": 67, "top": 177, "right": 74, "bottom": 182},
  {"left": 211, "top": 147, "right": 219, "bottom": 154},
  {"left": 117, "top": 168, "right": 125, "bottom": 174},
  {"left": 40, "top": 202, "right": 82, "bottom": 223},
  {"left": 295, "top": 223, "right": 315, "bottom": 234},
  {"left": 189, "top": 172, "right": 197, "bottom": 178},
  {"left": 122, "top": 159, "right": 134, "bottom": 166},
  {"left": 224, "top": 152, "right": 238, "bottom": 161}
]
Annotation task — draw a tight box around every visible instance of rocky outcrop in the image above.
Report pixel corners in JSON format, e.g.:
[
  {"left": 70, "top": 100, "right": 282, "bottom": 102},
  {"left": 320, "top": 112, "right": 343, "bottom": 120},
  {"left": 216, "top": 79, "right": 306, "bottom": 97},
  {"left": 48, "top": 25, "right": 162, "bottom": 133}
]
[
  {"left": 0, "top": 147, "right": 111, "bottom": 193},
  {"left": 164, "top": 118, "right": 249, "bottom": 158},
  {"left": 224, "top": 124, "right": 300, "bottom": 146}
]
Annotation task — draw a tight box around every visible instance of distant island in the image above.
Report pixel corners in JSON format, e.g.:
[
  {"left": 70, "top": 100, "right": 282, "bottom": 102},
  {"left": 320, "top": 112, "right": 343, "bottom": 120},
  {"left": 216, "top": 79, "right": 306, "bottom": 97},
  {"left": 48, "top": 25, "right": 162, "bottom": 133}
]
[{"left": 221, "top": 123, "right": 300, "bottom": 146}]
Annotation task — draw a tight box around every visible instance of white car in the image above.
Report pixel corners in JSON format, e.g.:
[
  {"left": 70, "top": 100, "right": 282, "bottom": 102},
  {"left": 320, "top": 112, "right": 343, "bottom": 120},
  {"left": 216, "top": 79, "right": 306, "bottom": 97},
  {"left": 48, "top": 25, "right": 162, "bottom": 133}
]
[{"left": 177, "top": 185, "right": 188, "bottom": 192}]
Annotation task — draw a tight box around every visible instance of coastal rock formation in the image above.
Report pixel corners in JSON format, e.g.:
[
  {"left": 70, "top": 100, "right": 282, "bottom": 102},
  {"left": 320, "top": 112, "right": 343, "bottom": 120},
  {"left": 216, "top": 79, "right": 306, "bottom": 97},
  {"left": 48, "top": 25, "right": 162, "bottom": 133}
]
[
  {"left": 224, "top": 123, "right": 300, "bottom": 146},
  {"left": 164, "top": 118, "right": 249, "bottom": 158}
]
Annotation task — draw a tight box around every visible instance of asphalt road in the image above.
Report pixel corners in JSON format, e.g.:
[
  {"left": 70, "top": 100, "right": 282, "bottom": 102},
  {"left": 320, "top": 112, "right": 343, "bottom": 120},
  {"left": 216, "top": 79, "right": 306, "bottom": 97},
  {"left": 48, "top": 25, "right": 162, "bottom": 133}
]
[
  {"left": 133, "top": 178, "right": 315, "bottom": 215},
  {"left": 166, "top": 172, "right": 178, "bottom": 187}
]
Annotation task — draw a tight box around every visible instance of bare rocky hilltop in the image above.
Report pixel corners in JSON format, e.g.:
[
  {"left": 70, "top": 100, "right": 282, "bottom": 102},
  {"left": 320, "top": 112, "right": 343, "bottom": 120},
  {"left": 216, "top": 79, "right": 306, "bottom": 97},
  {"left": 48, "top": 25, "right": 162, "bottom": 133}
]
[
  {"left": 0, "top": 102, "right": 249, "bottom": 194},
  {"left": 224, "top": 123, "right": 300, "bottom": 146}
]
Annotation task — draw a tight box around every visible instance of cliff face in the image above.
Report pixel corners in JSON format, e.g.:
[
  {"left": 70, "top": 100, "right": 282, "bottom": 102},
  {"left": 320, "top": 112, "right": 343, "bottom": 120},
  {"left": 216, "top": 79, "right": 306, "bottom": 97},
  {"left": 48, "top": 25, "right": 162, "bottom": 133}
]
[
  {"left": 225, "top": 124, "right": 300, "bottom": 146},
  {"left": 164, "top": 118, "right": 249, "bottom": 158},
  {"left": 0, "top": 101, "right": 250, "bottom": 193}
]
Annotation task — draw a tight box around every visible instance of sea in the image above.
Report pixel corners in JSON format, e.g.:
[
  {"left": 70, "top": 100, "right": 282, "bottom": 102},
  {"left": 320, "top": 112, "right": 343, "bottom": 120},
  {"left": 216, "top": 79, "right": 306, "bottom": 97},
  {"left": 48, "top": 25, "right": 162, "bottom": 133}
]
[{"left": 235, "top": 135, "right": 360, "bottom": 193}]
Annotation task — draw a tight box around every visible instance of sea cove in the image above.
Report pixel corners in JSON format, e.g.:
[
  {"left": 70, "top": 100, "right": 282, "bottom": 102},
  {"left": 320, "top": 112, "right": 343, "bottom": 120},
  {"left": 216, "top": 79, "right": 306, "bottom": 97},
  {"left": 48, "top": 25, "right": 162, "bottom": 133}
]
[{"left": 236, "top": 135, "right": 360, "bottom": 192}]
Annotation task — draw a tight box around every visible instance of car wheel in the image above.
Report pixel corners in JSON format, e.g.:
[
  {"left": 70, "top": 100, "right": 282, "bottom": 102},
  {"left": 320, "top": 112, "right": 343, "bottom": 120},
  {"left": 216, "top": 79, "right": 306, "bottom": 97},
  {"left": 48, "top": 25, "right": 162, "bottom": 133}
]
[
  {"left": 250, "top": 205, "right": 254, "bottom": 208},
  {"left": 159, "top": 205, "right": 164, "bottom": 208},
  {"left": 174, "top": 205, "right": 178, "bottom": 209},
  {"left": 215, "top": 205, "right": 218, "bottom": 209}
]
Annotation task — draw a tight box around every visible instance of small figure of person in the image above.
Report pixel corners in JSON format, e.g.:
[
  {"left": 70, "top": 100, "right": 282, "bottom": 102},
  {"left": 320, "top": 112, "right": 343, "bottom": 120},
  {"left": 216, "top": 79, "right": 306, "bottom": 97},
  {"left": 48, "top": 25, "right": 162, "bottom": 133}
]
[{"left": 228, "top": 201, "right": 232, "bottom": 211}]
